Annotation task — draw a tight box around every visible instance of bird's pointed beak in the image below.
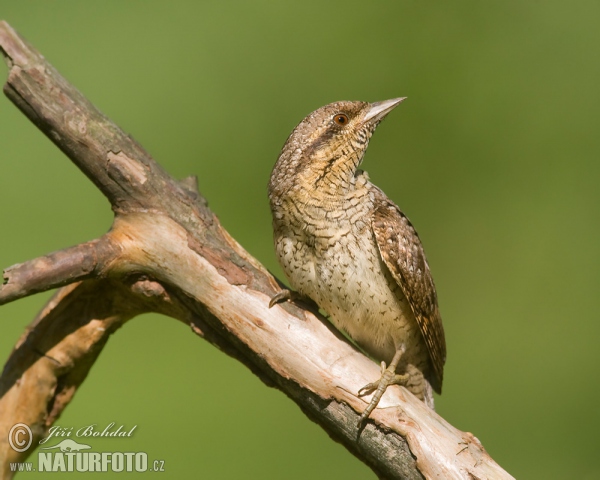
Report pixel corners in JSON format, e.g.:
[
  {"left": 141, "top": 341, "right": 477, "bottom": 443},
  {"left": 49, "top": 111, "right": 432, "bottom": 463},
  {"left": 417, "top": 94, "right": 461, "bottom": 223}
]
[{"left": 363, "top": 97, "right": 407, "bottom": 123}]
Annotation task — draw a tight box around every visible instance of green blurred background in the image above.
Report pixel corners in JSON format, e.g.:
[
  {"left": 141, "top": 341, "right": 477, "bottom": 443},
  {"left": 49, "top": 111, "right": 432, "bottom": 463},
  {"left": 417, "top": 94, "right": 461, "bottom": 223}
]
[{"left": 1, "top": 1, "right": 599, "bottom": 478}]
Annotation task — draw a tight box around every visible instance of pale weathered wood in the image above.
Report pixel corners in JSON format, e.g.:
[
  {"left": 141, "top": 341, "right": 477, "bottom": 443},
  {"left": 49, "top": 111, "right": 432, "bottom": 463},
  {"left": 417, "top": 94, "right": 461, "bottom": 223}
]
[{"left": 0, "top": 21, "right": 513, "bottom": 480}]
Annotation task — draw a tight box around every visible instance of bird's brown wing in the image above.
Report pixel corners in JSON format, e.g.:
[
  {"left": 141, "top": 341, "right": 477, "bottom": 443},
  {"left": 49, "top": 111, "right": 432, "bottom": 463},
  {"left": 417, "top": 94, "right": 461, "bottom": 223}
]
[{"left": 371, "top": 195, "right": 446, "bottom": 392}]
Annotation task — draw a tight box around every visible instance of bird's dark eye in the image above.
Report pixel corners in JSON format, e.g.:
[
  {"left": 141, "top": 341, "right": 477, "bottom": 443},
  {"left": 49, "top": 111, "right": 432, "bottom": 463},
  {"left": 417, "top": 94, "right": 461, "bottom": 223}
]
[{"left": 333, "top": 114, "right": 349, "bottom": 126}]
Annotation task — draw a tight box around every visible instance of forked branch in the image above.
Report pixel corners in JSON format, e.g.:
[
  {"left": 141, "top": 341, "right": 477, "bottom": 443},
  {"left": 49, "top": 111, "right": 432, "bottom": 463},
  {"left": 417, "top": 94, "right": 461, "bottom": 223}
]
[{"left": 0, "top": 21, "right": 513, "bottom": 480}]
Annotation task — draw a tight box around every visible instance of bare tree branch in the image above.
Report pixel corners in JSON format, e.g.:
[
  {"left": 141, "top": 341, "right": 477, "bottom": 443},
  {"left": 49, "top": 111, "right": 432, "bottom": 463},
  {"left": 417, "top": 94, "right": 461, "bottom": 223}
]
[
  {"left": 0, "top": 21, "right": 513, "bottom": 480},
  {"left": 0, "top": 237, "right": 119, "bottom": 305}
]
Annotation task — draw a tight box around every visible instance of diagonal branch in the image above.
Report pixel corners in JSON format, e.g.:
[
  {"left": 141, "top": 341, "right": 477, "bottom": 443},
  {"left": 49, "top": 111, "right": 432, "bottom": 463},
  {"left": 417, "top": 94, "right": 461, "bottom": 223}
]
[{"left": 0, "top": 20, "right": 514, "bottom": 480}]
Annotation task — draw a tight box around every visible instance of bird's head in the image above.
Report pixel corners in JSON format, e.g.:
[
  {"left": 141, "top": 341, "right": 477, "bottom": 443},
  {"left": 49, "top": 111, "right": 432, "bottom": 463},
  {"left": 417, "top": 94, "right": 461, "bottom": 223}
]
[{"left": 269, "top": 98, "right": 405, "bottom": 198}]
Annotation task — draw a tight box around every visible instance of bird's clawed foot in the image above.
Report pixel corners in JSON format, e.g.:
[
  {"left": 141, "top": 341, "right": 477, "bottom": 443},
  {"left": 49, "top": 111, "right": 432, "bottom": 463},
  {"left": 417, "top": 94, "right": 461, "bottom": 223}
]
[
  {"left": 269, "top": 289, "right": 293, "bottom": 308},
  {"left": 357, "top": 349, "right": 406, "bottom": 427}
]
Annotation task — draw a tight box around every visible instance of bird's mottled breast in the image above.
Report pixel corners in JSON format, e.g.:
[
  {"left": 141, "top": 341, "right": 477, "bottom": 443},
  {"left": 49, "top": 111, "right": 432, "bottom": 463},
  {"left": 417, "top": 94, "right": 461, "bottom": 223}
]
[
  {"left": 271, "top": 173, "right": 373, "bottom": 284},
  {"left": 271, "top": 175, "right": 424, "bottom": 364}
]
